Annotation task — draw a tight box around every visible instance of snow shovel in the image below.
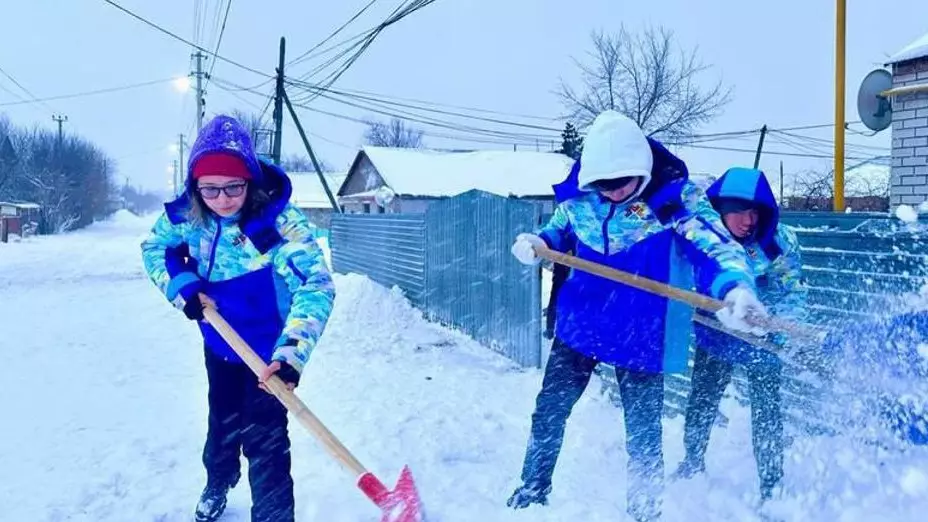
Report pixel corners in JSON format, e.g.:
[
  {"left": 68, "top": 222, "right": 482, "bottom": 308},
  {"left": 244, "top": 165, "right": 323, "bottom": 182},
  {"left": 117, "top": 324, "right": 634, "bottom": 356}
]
[
  {"left": 201, "top": 306, "right": 426, "bottom": 522},
  {"left": 532, "top": 244, "right": 827, "bottom": 346}
]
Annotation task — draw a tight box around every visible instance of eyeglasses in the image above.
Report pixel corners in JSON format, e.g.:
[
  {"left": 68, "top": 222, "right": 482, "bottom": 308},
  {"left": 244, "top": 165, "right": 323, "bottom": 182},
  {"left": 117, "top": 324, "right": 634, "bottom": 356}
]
[
  {"left": 591, "top": 177, "right": 638, "bottom": 192},
  {"left": 197, "top": 183, "right": 247, "bottom": 200}
]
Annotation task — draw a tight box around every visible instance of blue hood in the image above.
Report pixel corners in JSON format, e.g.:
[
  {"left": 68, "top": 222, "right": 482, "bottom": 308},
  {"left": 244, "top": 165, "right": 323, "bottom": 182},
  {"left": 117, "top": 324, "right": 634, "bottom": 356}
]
[
  {"left": 706, "top": 167, "right": 781, "bottom": 258},
  {"left": 163, "top": 114, "right": 293, "bottom": 253},
  {"left": 552, "top": 137, "right": 689, "bottom": 204}
]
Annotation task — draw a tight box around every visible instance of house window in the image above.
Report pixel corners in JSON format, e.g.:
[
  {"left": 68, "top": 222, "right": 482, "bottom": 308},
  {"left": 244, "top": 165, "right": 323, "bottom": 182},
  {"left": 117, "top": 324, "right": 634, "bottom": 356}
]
[
  {"left": 377, "top": 204, "right": 385, "bottom": 214},
  {"left": 363, "top": 203, "right": 371, "bottom": 214}
]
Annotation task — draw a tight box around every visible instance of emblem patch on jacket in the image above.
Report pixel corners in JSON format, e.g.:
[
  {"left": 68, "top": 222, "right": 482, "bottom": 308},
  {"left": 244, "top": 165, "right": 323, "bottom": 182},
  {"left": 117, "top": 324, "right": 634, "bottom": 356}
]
[{"left": 624, "top": 202, "right": 650, "bottom": 220}]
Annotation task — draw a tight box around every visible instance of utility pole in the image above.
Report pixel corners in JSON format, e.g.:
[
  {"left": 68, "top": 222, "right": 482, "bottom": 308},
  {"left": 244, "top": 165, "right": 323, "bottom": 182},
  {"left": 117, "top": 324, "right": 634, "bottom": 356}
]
[
  {"left": 282, "top": 89, "right": 340, "bottom": 212},
  {"left": 834, "top": 0, "right": 847, "bottom": 211},
  {"left": 177, "top": 134, "right": 186, "bottom": 196},
  {"left": 753, "top": 124, "right": 768, "bottom": 169},
  {"left": 172, "top": 160, "right": 179, "bottom": 195},
  {"left": 779, "top": 161, "right": 785, "bottom": 205},
  {"left": 52, "top": 114, "right": 68, "bottom": 146},
  {"left": 272, "top": 37, "right": 286, "bottom": 164},
  {"left": 192, "top": 51, "right": 207, "bottom": 131}
]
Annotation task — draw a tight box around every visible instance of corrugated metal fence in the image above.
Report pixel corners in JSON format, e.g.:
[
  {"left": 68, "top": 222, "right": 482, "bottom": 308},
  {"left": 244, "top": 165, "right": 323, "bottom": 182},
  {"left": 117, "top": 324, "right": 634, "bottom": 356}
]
[
  {"left": 331, "top": 194, "right": 928, "bottom": 436},
  {"left": 331, "top": 190, "right": 543, "bottom": 367}
]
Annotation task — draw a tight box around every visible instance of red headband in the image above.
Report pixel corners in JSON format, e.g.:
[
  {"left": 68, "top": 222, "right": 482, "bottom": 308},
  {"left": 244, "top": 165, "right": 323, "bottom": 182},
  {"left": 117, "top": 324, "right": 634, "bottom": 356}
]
[{"left": 192, "top": 153, "right": 252, "bottom": 180}]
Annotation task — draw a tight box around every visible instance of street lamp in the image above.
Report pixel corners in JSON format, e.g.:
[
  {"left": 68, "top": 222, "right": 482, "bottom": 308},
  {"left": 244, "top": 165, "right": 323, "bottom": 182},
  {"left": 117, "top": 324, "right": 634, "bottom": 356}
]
[{"left": 173, "top": 76, "right": 192, "bottom": 93}]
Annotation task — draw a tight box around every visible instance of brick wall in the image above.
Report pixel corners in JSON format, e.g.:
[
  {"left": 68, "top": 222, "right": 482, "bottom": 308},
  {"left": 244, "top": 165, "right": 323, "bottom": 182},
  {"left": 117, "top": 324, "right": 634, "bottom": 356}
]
[{"left": 891, "top": 56, "right": 928, "bottom": 207}]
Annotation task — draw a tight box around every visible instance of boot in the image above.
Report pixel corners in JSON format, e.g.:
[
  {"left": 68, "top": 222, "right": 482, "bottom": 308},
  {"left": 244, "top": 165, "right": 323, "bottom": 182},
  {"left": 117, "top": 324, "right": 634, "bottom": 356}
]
[
  {"left": 506, "top": 481, "right": 552, "bottom": 509},
  {"left": 670, "top": 457, "right": 705, "bottom": 480},
  {"left": 195, "top": 472, "right": 240, "bottom": 522}
]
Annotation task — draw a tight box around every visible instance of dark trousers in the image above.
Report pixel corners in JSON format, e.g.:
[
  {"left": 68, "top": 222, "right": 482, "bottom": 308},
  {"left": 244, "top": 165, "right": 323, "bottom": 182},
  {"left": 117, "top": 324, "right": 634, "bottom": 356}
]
[
  {"left": 520, "top": 339, "right": 665, "bottom": 521},
  {"left": 683, "top": 348, "right": 784, "bottom": 495},
  {"left": 203, "top": 348, "right": 295, "bottom": 522}
]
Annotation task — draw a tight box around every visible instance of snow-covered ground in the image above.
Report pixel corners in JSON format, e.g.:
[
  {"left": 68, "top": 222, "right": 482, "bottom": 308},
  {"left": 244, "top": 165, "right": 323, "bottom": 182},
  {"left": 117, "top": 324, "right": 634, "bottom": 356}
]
[{"left": 3, "top": 210, "right": 928, "bottom": 521}]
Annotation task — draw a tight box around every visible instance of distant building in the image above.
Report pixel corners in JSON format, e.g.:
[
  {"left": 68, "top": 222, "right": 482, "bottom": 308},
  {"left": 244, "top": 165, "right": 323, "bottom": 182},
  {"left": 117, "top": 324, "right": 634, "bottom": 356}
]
[
  {"left": 0, "top": 201, "right": 41, "bottom": 242},
  {"left": 888, "top": 31, "right": 928, "bottom": 207},
  {"left": 337, "top": 146, "right": 575, "bottom": 214},
  {"left": 288, "top": 171, "right": 347, "bottom": 229}
]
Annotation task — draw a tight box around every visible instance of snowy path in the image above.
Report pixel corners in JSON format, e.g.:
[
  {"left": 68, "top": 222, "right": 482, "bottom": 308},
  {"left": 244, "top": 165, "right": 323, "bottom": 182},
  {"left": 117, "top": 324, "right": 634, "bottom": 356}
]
[{"left": 2, "top": 212, "right": 928, "bottom": 521}]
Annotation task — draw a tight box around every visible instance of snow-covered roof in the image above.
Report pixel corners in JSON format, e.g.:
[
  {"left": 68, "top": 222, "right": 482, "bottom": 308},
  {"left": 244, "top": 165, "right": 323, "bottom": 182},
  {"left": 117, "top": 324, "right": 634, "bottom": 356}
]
[
  {"left": 0, "top": 201, "right": 40, "bottom": 209},
  {"left": 888, "top": 32, "right": 928, "bottom": 64},
  {"left": 289, "top": 171, "right": 347, "bottom": 209},
  {"left": 352, "top": 146, "right": 575, "bottom": 198}
]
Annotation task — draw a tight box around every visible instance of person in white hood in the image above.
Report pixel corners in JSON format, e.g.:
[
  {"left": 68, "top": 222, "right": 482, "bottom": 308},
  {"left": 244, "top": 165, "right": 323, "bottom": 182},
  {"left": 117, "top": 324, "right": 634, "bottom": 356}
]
[{"left": 508, "top": 111, "right": 765, "bottom": 521}]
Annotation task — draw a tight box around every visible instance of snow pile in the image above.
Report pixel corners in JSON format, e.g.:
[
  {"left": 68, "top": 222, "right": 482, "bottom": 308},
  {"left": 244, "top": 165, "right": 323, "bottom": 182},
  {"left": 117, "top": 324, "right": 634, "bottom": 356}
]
[
  {"left": 93, "top": 208, "right": 146, "bottom": 229},
  {"left": 889, "top": 31, "right": 928, "bottom": 64},
  {"left": 896, "top": 204, "right": 919, "bottom": 223}
]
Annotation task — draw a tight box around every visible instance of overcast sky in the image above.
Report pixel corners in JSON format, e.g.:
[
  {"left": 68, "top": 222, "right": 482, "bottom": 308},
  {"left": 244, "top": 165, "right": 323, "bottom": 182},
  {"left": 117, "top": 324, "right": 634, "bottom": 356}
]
[{"left": 1, "top": 0, "right": 925, "bottom": 193}]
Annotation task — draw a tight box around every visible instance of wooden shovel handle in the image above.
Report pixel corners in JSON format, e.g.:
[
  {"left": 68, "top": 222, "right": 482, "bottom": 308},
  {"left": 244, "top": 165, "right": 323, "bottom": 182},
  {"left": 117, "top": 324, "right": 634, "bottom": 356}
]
[
  {"left": 534, "top": 245, "right": 823, "bottom": 344},
  {"left": 201, "top": 306, "right": 368, "bottom": 477}
]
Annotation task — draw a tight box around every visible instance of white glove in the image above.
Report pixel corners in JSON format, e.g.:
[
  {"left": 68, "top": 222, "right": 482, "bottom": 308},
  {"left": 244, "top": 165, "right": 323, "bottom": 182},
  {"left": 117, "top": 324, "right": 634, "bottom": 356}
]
[
  {"left": 511, "top": 233, "right": 545, "bottom": 265},
  {"left": 715, "top": 285, "right": 768, "bottom": 336}
]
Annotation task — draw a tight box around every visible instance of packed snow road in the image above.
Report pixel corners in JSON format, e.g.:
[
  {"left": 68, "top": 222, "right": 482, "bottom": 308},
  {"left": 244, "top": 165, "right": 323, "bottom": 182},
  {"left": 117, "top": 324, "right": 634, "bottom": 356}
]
[{"left": 2, "top": 211, "right": 928, "bottom": 521}]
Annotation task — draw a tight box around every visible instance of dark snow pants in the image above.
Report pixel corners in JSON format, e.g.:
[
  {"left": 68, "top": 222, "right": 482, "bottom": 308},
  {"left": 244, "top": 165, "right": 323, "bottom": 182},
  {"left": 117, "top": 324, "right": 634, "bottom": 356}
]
[
  {"left": 202, "top": 347, "right": 295, "bottom": 522},
  {"left": 519, "top": 339, "right": 665, "bottom": 521},
  {"left": 683, "top": 347, "right": 784, "bottom": 496}
]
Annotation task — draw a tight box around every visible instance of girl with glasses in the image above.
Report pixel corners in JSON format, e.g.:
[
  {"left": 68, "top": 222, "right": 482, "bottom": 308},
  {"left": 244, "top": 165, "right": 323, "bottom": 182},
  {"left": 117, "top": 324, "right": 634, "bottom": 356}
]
[{"left": 141, "top": 114, "right": 335, "bottom": 522}]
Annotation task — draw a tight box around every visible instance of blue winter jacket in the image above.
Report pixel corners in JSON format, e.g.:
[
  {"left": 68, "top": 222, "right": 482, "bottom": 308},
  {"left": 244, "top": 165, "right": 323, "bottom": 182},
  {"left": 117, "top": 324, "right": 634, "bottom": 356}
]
[
  {"left": 141, "top": 116, "right": 335, "bottom": 373},
  {"left": 694, "top": 167, "right": 807, "bottom": 365},
  {"left": 540, "top": 139, "right": 754, "bottom": 374}
]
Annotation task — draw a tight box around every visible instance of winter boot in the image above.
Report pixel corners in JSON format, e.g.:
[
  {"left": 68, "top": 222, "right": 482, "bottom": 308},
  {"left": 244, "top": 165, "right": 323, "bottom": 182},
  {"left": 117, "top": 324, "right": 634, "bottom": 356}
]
[
  {"left": 760, "top": 481, "right": 781, "bottom": 503},
  {"left": 195, "top": 472, "right": 241, "bottom": 522},
  {"left": 506, "top": 481, "right": 552, "bottom": 509},
  {"left": 670, "top": 457, "right": 705, "bottom": 480}
]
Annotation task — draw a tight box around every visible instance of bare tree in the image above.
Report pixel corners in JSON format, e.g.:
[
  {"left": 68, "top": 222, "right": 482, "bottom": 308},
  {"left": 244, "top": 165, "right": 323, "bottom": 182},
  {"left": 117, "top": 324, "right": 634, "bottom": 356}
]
[
  {"left": 785, "top": 164, "right": 890, "bottom": 211},
  {"left": 229, "top": 109, "right": 271, "bottom": 155},
  {"left": 1, "top": 121, "right": 115, "bottom": 233},
  {"left": 280, "top": 154, "right": 333, "bottom": 173},
  {"left": 558, "top": 26, "right": 732, "bottom": 140},
  {"left": 363, "top": 118, "right": 424, "bottom": 148}
]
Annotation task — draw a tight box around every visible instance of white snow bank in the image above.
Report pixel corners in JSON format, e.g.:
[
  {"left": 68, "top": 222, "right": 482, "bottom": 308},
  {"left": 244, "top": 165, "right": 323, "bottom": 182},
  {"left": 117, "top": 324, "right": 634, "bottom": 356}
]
[{"left": 4, "top": 215, "right": 928, "bottom": 521}]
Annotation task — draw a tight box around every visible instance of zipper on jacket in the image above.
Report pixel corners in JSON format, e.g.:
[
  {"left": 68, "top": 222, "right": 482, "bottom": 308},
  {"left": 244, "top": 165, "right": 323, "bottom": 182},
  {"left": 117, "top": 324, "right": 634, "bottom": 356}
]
[
  {"left": 205, "top": 219, "right": 222, "bottom": 280},
  {"left": 602, "top": 202, "right": 617, "bottom": 256}
]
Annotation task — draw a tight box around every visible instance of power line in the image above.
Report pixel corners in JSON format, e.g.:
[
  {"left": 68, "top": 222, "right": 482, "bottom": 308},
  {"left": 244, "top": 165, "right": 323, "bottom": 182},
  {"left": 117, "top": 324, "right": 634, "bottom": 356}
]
[
  {"left": 293, "top": 0, "right": 411, "bottom": 81},
  {"left": 193, "top": 0, "right": 202, "bottom": 46},
  {"left": 287, "top": 0, "right": 380, "bottom": 67},
  {"left": 299, "top": 84, "right": 562, "bottom": 122},
  {"left": 212, "top": 77, "right": 272, "bottom": 112},
  {"left": 298, "top": 0, "right": 440, "bottom": 100},
  {"left": 0, "top": 79, "right": 28, "bottom": 103},
  {"left": 0, "top": 78, "right": 176, "bottom": 107},
  {"left": 0, "top": 65, "right": 54, "bottom": 112},
  {"left": 287, "top": 79, "right": 564, "bottom": 133},
  {"left": 671, "top": 142, "right": 881, "bottom": 162},
  {"left": 100, "top": 0, "right": 271, "bottom": 78},
  {"left": 770, "top": 129, "right": 887, "bottom": 153},
  {"left": 204, "top": 0, "right": 233, "bottom": 91}
]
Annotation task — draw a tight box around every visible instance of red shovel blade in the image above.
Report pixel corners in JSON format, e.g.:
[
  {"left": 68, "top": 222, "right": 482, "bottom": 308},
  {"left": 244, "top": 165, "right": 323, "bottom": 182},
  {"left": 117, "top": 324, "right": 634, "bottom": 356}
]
[{"left": 357, "top": 466, "right": 426, "bottom": 522}]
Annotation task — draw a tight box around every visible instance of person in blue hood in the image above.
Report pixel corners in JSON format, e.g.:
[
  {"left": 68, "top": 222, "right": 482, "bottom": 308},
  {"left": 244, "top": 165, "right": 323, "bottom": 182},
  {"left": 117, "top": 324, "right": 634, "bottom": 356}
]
[
  {"left": 673, "top": 167, "right": 806, "bottom": 502},
  {"left": 141, "top": 115, "right": 335, "bottom": 522},
  {"left": 507, "top": 111, "right": 765, "bottom": 522}
]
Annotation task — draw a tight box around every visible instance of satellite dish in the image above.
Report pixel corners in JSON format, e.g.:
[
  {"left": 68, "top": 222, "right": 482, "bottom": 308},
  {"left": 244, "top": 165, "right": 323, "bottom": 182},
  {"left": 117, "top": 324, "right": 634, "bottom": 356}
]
[
  {"left": 374, "top": 186, "right": 395, "bottom": 208},
  {"left": 857, "top": 69, "right": 893, "bottom": 132}
]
